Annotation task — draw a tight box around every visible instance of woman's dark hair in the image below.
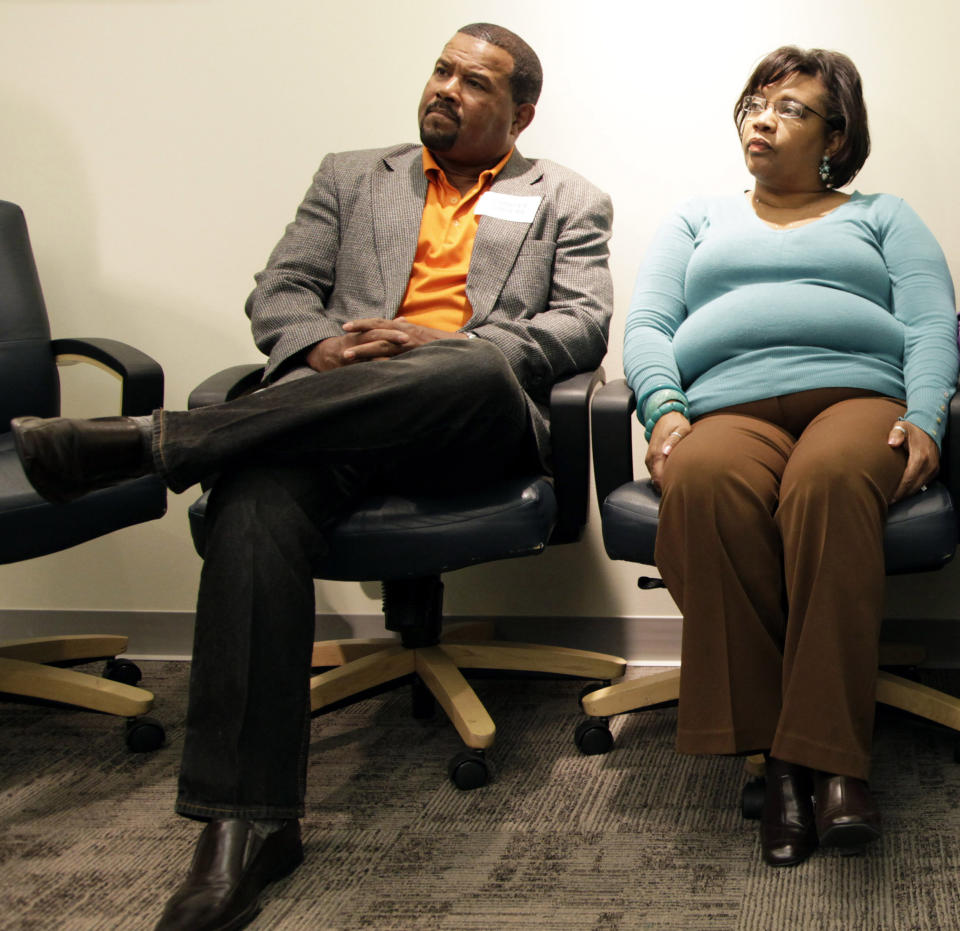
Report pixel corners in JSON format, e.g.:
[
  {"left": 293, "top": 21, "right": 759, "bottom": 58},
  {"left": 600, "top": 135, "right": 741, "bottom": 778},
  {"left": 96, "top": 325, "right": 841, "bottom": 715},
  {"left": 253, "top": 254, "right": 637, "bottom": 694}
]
[{"left": 734, "top": 46, "right": 870, "bottom": 188}]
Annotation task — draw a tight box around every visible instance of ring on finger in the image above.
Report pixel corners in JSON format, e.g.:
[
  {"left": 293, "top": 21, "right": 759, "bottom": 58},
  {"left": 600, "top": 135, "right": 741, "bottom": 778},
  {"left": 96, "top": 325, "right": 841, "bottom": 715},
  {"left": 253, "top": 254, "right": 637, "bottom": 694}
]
[
  {"left": 892, "top": 425, "right": 907, "bottom": 436},
  {"left": 668, "top": 430, "right": 684, "bottom": 440}
]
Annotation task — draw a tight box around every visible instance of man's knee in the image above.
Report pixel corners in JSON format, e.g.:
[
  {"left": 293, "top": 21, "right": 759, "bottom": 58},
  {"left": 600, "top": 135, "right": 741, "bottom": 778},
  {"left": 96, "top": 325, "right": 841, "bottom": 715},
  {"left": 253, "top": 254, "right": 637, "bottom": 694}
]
[
  {"left": 463, "top": 336, "right": 513, "bottom": 378},
  {"left": 414, "top": 338, "right": 524, "bottom": 416},
  {"left": 424, "top": 337, "right": 512, "bottom": 385}
]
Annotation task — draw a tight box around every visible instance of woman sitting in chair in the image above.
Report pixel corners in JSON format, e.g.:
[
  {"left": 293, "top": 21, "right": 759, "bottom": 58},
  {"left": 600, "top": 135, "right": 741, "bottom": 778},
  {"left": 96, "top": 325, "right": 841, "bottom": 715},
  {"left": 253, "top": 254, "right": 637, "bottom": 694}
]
[{"left": 623, "top": 46, "right": 958, "bottom": 866}]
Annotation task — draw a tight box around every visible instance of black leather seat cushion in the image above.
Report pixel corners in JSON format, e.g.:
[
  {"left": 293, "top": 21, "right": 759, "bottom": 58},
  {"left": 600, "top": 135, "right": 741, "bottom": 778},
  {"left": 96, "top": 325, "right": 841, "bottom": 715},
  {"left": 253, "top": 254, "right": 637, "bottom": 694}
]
[
  {"left": 0, "top": 433, "right": 167, "bottom": 564},
  {"left": 602, "top": 478, "right": 957, "bottom": 576},
  {"left": 189, "top": 475, "right": 558, "bottom": 581}
]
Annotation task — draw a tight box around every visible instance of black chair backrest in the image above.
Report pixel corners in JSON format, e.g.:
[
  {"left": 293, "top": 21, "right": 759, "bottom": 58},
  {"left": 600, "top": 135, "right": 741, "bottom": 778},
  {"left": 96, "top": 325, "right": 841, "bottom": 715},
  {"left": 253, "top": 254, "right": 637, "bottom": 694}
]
[{"left": 0, "top": 201, "right": 60, "bottom": 431}]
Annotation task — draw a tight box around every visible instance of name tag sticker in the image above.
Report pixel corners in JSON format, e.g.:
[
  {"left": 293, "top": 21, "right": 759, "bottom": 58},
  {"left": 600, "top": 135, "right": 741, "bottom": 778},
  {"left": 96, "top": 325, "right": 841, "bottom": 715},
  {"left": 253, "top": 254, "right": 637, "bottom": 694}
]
[{"left": 475, "top": 192, "right": 542, "bottom": 223}]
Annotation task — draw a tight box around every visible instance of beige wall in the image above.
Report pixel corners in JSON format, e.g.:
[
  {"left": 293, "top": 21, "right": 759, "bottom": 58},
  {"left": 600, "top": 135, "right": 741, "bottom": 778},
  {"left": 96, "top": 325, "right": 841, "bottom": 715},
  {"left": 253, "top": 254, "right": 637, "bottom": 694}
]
[{"left": 0, "top": 0, "right": 958, "bottom": 624}]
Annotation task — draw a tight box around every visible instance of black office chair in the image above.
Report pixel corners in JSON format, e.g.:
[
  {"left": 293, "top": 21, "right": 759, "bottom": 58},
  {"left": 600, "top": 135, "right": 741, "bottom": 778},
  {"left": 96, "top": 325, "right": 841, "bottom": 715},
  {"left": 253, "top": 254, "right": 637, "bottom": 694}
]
[
  {"left": 0, "top": 200, "right": 167, "bottom": 751},
  {"left": 186, "top": 364, "right": 626, "bottom": 788},
  {"left": 583, "top": 378, "right": 960, "bottom": 809}
]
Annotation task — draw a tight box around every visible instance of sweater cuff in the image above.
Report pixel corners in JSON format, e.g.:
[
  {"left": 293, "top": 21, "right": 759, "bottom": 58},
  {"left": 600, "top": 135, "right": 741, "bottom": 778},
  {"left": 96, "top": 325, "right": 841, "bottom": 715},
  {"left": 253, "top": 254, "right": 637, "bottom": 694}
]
[{"left": 903, "top": 386, "right": 953, "bottom": 449}]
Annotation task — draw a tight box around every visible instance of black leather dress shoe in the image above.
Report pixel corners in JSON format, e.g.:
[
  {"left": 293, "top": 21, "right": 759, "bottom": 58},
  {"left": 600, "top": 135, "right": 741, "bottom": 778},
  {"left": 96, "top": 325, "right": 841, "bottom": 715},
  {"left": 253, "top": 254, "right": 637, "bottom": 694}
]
[
  {"left": 760, "top": 757, "right": 818, "bottom": 867},
  {"left": 814, "top": 773, "right": 881, "bottom": 851},
  {"left": 11, "top": 415, "right": 151, "bottom": 503},
  {"left": 154, "top": 819, "right": 303, "bottom": 931}
]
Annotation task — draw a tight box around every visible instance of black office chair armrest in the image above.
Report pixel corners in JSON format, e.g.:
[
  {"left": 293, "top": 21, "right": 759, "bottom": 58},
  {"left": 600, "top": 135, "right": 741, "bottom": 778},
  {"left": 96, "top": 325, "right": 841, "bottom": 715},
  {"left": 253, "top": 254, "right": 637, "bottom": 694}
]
[
  {"left": 591, "top": 378, "right": 638, "bottom": 508},
  {"left": 188, "top": 364, "right": 265, "bottom": 410},
  {"left": 51, "top": 337, "right": 164, "bottom": 416},
  {"left": 548, "top": 367, "right": 605, "bottom": 545},
  {"left": 944, "top": 373, "right": 960, "bottom": 513}
]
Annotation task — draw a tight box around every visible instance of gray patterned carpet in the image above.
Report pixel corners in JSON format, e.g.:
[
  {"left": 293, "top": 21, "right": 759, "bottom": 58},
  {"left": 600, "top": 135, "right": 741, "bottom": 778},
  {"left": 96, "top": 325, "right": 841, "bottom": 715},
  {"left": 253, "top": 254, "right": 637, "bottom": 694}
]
[{"left": 2, "top": 661, "right": 960, "bottom": 930}]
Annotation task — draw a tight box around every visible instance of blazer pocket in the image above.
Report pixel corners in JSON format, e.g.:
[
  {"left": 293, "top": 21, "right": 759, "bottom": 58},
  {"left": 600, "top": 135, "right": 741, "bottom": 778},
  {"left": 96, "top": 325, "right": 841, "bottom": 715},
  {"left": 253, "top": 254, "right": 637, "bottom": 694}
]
[{"left": 498, "top": 240, "right": 557, "bottom": 317}]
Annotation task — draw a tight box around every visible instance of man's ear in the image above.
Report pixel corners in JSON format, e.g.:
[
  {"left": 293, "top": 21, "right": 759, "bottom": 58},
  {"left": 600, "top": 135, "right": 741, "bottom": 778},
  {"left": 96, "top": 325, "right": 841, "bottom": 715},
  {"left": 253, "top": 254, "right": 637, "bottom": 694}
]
[{"left": 512, "top": 102, "right": 535, "bottom": 136}]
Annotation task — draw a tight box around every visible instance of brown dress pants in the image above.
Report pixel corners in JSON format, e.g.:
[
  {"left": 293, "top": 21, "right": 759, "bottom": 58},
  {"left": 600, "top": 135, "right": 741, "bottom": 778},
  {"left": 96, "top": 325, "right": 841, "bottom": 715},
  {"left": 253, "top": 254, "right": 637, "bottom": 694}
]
[{"left": 656, "top": 388, "right": 909, "bottom": 779}]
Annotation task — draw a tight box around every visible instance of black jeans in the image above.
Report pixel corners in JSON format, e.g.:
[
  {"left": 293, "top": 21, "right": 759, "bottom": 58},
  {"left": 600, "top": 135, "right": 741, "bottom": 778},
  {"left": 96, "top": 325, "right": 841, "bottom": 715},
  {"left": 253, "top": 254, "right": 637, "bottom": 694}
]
[{"left": 166, "top": 340, "right": 539, "bottom": 819}]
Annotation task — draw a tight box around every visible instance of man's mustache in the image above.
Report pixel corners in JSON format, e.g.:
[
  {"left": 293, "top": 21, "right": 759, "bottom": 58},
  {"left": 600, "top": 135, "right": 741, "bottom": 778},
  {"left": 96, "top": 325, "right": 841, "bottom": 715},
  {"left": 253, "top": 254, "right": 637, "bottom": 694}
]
[{"left": 424, "top": 101, "right": 460, "bottom": 124}]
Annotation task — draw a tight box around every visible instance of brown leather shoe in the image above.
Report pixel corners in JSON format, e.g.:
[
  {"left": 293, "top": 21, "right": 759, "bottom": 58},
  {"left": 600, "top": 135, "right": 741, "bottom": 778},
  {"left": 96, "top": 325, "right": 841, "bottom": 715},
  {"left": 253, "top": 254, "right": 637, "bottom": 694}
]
[
  {"left": 760, "top": 757, "right": 818, "bottom": 867},
  {"left": 11, "top": 415, "right": 151, "bottom": 503},
  {"left": 814, "top": 773, "right": 881, "bottom": 850},
  {"left": 153, "top": 819, "right": 303, "bottom": 931}
]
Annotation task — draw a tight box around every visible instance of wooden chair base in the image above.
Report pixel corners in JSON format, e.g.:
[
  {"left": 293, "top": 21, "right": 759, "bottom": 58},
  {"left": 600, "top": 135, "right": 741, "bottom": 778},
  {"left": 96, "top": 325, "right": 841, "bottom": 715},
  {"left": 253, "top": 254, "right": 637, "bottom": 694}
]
[
  {"left": 0, "top": 635, "right": 154, "bottom": 717},
  {"left": 581, "top": 667, "right": 681, "bottom": 718},
  {"left": 309, "top": 625, "right": 627, "bottom": 749},
  {"left": 876, "top": 670, "right": 960, "bottom": 732},
  {"left": 581, "top": 643, "right": 960, "bottom": 771}
]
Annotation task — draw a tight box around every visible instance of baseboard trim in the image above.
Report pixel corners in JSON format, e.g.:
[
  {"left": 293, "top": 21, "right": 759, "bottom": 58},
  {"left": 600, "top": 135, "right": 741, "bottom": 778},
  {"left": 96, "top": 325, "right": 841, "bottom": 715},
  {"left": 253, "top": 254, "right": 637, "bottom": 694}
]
[
  {"left": 0, "top": 609, "right": 683, "bottom": 665},
  {"left": 2, "top": 610, "right": 959, "bottom": 667}
]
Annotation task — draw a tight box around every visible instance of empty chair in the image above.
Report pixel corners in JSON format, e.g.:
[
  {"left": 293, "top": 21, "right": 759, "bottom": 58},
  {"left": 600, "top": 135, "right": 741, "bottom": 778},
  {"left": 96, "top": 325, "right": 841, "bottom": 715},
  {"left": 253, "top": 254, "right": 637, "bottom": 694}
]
[{"left": 0, "top": 200, "right": 167, "bottom": 751}]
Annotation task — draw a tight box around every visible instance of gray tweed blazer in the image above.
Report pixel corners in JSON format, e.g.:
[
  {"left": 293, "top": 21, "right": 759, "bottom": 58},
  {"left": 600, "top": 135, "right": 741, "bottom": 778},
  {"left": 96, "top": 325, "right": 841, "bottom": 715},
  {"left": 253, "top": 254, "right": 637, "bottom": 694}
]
[{"left": 245, "top": 144, "right": 614, "bottom": 461}]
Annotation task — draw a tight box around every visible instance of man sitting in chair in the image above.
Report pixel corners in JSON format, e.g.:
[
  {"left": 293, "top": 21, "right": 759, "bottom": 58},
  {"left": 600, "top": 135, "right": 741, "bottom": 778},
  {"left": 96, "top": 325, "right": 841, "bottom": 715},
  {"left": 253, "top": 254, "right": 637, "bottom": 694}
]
[{"left": 12, "top": 23, "right": 613, "bottom": 931}]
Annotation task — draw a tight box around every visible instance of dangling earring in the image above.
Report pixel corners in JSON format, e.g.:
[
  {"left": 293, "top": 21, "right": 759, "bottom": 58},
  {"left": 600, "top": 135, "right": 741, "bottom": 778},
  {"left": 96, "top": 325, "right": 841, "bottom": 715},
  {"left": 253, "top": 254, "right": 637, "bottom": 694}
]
[{"left": 819, "top": 154, "right": 832, "bottom": 186}]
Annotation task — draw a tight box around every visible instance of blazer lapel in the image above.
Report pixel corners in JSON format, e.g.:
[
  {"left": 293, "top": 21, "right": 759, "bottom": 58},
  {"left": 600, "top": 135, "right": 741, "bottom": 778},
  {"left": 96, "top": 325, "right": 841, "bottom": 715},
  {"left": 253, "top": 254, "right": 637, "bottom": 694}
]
[
  {"left": 373, "top": 148, "right": 428, "bottom": 317},
  {"left": 466, "top": 151, "right": 544, "bottom": 322}
]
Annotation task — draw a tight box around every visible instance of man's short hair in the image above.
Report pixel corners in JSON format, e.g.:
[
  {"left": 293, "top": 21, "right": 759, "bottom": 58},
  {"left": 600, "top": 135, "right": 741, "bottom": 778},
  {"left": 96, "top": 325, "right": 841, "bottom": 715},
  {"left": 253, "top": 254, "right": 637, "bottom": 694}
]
[{"left": 457, "top": 23, "right": 543, "bottom": 106}]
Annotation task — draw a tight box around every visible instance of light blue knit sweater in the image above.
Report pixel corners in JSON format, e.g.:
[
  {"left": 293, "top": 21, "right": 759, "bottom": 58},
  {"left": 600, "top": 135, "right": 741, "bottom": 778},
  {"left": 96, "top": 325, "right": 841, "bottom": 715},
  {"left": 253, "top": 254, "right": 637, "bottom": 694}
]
[{"left": 624, "top": 192, "right": 959, "bottom": 446}]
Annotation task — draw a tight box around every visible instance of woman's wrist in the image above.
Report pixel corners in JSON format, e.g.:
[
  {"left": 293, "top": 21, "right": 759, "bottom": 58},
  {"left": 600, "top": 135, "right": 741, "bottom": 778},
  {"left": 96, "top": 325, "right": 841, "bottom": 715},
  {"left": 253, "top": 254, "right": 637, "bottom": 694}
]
[
  {"left": 640, "top": 386, "right": 688, "bottom": 424},
  {"left": 644, "top": 399, "right": 690, "bottom": 441}
]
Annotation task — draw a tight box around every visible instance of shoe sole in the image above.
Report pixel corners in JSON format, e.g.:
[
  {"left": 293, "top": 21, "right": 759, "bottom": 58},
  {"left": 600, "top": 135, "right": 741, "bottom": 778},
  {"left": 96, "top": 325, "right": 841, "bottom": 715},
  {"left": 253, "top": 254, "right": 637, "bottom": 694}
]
[
  {"left": 763, "top": 852, "right": 816, "bottom": 867},
  {"left": 818, "top": 821, "right": 882, "bottom": 851},
  {"left": 761, "top": 833, "right": 818, "bottom": 867}
]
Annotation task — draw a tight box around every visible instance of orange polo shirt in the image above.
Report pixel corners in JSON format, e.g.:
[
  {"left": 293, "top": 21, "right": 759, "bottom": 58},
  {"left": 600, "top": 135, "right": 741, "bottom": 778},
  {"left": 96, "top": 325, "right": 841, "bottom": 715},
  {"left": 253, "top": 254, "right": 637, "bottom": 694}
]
[{"left": 397, "top": 147, "right": 513, "bottom": 332}]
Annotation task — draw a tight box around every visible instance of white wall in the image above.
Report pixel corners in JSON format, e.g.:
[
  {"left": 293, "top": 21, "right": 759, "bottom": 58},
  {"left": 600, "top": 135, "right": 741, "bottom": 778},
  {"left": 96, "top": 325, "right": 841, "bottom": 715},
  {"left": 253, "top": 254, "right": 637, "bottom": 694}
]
[{"left": 1, "top": 0, "right": 958, "bottom": 624}]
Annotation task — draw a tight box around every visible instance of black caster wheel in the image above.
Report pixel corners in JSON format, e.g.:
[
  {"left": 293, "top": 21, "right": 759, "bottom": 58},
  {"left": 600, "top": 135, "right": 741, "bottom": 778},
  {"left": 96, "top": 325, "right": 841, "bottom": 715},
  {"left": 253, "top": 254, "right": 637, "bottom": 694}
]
[
  {"left": 741, "top": 778, "right": 766, "bottom": 819},
  {"left": 103, "top": 658, "right": 142, "bottom": 687},
  {"left": 448, "top": 749, "right": 490, "bottom": 790},
  {"left": 953, "top": 738, "right": 960, "bottom": 765},
  {"left": 126, "top": 715, "right": 165, "bottom": 752},
  {"left": 575, "top": 717, "right": 614, "bottom": 755}
]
